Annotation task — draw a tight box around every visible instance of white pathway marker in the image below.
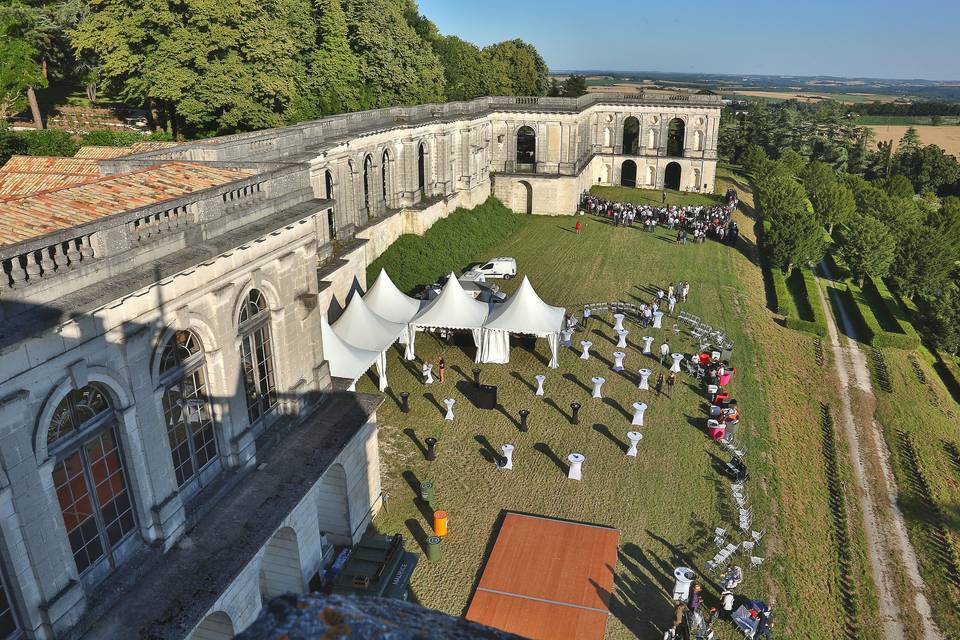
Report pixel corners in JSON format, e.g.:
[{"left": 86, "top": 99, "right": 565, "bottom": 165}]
[
  {"left": 638, "top": 368, "right": 652, "bottom": 390},
  {"left": 580, "top": 340, "right": 592, "bottom": 360},
  {"left": 534, "top": 374, "right": 546, "bottom": 396},
  {"left": 612, "top": 351, "right": 626, "bottom": 372},
  {"left": 631, "top": 402, "right": 647, "bottom": 427},
  {"left": 443, "top": 398, "right": 455, "bottom": 421}
]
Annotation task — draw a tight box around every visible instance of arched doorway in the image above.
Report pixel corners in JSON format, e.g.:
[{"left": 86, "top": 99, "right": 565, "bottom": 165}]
[
  {"left": 325, "top": 170, "right": 336, "bottom": 240},
  {"left": 667, "top": 118, "right": 685, "bottom": 157},
  {"left": 622, "top": 116, "right": 640, "bottom": 155},
  {"left": 317, "top": 463, "right": 352, "bottom": 545},
  {"left": 417, "top": 143, "right": 426, "bottom": 195},
  {"left": 621, "top": 160, "right": 637, "bottom": 188},
  {"left": 362, "top": 155, "right": 373, "bottom": 214},
  {"left": 191, "top": 612, "right": 235, "bottom": 640},
  {"left": 513, "top": 181, "right": 533, "bottom": 214},
  {"left": 260, "top": 527, "right": 302, "bottom": 600},
  {"left": 664, "top": 162, "right": 682, "bottom": 190},
  {"left": 516, "top": 126, "right": 536, "bottom": 171}
]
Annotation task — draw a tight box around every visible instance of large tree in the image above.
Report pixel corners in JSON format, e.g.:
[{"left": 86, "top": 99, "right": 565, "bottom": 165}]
[
  {"left": 431, "top": 35, "right": 485, "bottom": 102},
  {"left": 0, "top": 8, "right": 47, "bottom": 128},
  {"left": 343, "top": 0, "right": 445, "bottom": 107},
  {"left": 836, "top": 215, "right": 896, "bottom": 287},
  {"left": 764, "top": 204, "right": 826, "bottom": 273},
  {"left": 482, "top": 39, "right": 549, "bottom": 96},
  {"left": 892, "top": 143, "right": 960, "bottom": 195},
  {"left": 812, "top": 181, "right": 856, "bottom": 234}
]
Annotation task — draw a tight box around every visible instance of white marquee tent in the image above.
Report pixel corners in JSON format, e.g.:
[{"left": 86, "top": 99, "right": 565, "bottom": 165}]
[
  {"left": 480, "top": 276, "right": 566, "bottom": 368},
  {"left": 332, "top": 293, "right": 407, "bottom": 391},
  {"left": 404, "top": 273, "right": 491, "bottom": 361},
  {"left": 363, "top": 269, "right": 423, "bottom": 338},
  {"left": 320, "top": 315, "right": 385, "bottom": 391}
]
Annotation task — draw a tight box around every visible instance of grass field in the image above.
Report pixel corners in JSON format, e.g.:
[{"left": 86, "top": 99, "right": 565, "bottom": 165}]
[
  {"left": 590, "top": 185, "right": 718, "bottom": 207},
  {"left": 826, "top": 282, "right": 960, "bottom": 636},
  {"left": 363, "top": 178, "right": 881, "bottom": 638},
  {"left": 867, "top": 124, "right": 960, "bottom": 155}
]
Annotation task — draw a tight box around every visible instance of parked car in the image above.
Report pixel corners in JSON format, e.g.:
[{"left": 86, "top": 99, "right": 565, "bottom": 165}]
[
  {"left": 461, "top": 257, "right": 517, "bottom": 281},
  {"left": 415, "top": 276, "right": 506, "bottom": 303}
]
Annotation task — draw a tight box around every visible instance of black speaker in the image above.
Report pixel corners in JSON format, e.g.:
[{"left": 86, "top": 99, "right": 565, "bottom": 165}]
[{"left": 476, "top": 384, "right": 498, "bottom": 409}]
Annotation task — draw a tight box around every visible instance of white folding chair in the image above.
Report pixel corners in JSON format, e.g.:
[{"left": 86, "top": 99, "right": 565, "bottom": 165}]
[
  {"left": 751, "top": 529, "right": 765, "bottom": 545},
  {"left": 741, "top": 541, "right": 755, "bottom": 555},
  {"left": 750, "top": 556, "right": 764, "bottom": 571}
]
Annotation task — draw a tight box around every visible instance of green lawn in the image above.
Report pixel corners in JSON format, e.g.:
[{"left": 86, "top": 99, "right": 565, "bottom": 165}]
[
  {"left": 362, "top": 202, "right": 877, "bottom": 638},
  {"left": 590, "top": 185, "right": 719, "bottom": 208}
]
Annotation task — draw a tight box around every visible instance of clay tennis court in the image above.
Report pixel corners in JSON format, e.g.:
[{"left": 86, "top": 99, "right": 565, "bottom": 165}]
[{"left": 466, "top": 513, "right": 620, "bottom": 640}]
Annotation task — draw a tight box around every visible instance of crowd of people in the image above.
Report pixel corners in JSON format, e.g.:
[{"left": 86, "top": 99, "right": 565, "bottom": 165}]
[{"left": 577, "top": 188, "right": 740, "bottom": 246}]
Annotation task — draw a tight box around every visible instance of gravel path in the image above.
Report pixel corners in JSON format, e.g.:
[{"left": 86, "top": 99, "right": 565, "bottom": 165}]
[{"left": 813, "top": 264, "right": 942, "bottom": 640}]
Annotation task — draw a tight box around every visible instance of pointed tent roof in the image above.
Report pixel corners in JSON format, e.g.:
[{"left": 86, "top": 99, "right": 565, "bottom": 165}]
[
  {"left": 332, "top": 293, "right": 406, "bottom": 352},
  {"left": 411, "top": 272, "right": 490, "bottom": 330},
  {"left": 364, "top": 268, "right": 423, "bottom": 324},
  {"left": 321, "top": 315, "right": 380, "bottom": 382},
  {"left": 483, "top": 276, "right": 566, "bottom": 336}
]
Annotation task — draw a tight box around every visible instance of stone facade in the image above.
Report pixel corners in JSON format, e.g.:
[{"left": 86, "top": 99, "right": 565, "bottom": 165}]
[{"left": 0, "top": 92, "right": 721, "bottom": 640}]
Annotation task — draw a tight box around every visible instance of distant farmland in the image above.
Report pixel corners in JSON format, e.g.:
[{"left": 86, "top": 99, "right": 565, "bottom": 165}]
[{"left": 868, "top": 124, "right": 960, "bottom": 155}]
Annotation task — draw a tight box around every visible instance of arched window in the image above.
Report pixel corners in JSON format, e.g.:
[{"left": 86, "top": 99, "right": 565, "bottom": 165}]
[
  {"left": 325, "top": 170, "right": 336, "bottom": 240},
  {"left": 159, "top": 330, "right": 219, "bottom": 491},
  {"left": 622, "top": 117, "right": 640, "bottom": 155},
  {"left": 417, "top": 143, "right": 426, "bottom": 194},
  {"left": 0, "top": 565, "right": 21, "bottom": 639},
  {"left": 362, "top": 155, "right": 373, "bottom": 213},
  {"left": 381, "top": 150, "right": 390, "bottom": 209},
  {"left": 239, "top": 290, "right": 277, "bottom": 424},
  {"left": 516, "top": 126, "right": 536, "bottom": 170},
  {"left": 667, "top": 118, "right": 686, "bottom": 157},
  {"left": 49, "top": 384, "right": 137, "bottom": 575}
]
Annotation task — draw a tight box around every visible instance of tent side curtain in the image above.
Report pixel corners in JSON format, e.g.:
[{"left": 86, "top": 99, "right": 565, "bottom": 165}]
[
  {"left": 478, "top": 329, "right": 561, "bottom": 368},
  {"left": 321, "top": 316, "right": 383, "bottom": 390},
  {"left": 404, "top": 325, "right": 483, "bottom": 362}
]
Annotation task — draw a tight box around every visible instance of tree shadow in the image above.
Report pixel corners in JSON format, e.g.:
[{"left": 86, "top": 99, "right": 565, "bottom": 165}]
[
  {"left": 592, "top": 327, "right": 619, "bottom": 348},
  {"left": 534, "top": 442, "right": 568, "bottom": 476},
  {"left": 402, "top": 470, "right": 436, "bottom": 523},
  {"left": 593, "top": 423, "right": 628, "bottom": 453},
  {"left": 405, "top": 518, "right": 430, "bottom": 555},
  {"left": 403, "top": 428, "right": 429, "bottom": 460}
]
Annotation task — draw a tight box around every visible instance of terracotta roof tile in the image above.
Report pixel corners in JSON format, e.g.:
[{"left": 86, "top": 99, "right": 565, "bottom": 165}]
[
  {"left": 74, "top": 146, "right": 135, "bottom": 159},
  {"left": 0, "top": 173, "right": 95, "bottom": 198},
  {"left": 0, "top": 162, "right": 254, "bottom": 248},
  {"left": 0, "top": 156, "right": 101, "bottom": 176}
]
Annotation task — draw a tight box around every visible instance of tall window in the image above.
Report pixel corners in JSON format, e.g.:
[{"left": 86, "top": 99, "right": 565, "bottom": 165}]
[
  {"left": 417, "top": 143, "right": 426, "bottom": 194},
  {"left": 381, "top": 150, "right": 390, "bottom": 209},
  {"left": 622, "top": 116, "right": 640, "bottom": 155},
  {"left": 362, "top": 155, "right": 373, "bottom": 213},
  {"left": 239, "top": 290, "right": 277, "bottom": 424},
  {"left": 325, "top": 170, "right": 336, "bottom": 240},
  {"left": 160, "top": 330, "right": 219, "bottom": 490},
  {"left": 516, "top": 126, "right": 536, "bottom": 169},
  {"left": 49, "top": 384, "right": 136, "bottom": 575},
  {"left": 0, "top": 568, "right": 21, "bottom": 640}
]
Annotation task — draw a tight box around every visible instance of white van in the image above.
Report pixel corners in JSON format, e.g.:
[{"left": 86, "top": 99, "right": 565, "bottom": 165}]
[{"left": 461, "top": 257, "right": 517, "bottom": 281}]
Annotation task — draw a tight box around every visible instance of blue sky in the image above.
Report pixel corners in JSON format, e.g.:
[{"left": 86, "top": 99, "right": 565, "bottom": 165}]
[{"left": 417, "top": 0, "right": 960, "bottom": 81}]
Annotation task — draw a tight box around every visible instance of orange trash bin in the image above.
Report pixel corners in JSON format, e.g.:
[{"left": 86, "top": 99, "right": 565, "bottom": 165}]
[{"left": 433, "top": 510, "right": 449, "bottom": 537}]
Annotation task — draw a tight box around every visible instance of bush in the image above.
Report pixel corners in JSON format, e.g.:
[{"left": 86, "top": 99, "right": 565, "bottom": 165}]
[
  {"left": 774, "top": 267, "right": 828, "bottom": 336},
  {"left": 17, "top": 129, "right": 79, "bottom": 157},
  {"left": 366, "top": 197, "right": 527, "bottom": 294},
  {"left": 870, "top": 277, "right": 922, "bottom": 345},
  {"left": 80, "top": 130, "right": 174, "bottom": 147}
]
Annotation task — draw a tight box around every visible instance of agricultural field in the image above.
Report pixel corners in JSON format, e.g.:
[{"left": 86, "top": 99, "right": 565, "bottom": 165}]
[
  {"left": 867, "top": 124, "right": 960, "bottom": 155},
  {"left": 363, "top": 178, "right": 880, "bottom": 638},
  {"left": 722, "top": 90, "right": 900, "bottom": 104}
]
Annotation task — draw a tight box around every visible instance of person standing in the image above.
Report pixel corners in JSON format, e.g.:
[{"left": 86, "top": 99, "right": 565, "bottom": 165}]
[
  {"left": 655, "top": 372, "right": 665, "bottom": 397},
  {"left": 437, "top": 355, "right": 446, "bottom": 383},
  {"left": 575, "top": 219, "right": 582, "bottom": 235},
  {"left": 668, "top": 295, "right": 676, "bottom": 315},
  {"left": 666, "top": 371, "right": 677, "bottom": 399},
  {"left": 659, "top": 342, "right": 670, "bottom": 365}
]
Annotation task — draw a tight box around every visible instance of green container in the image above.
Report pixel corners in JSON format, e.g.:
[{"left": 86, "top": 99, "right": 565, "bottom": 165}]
[
  {"left": 426, "top": 535, "right": 442, "bottom": 562},
  {"left": 420, "top": 481, "right": 435, "bottom": 505}
]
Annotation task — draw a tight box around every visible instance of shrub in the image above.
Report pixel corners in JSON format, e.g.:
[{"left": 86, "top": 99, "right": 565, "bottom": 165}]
[
  {"left": 770, "top": 267, "right": 795, "bottom": 317},
  {"left": 366, "top": 197, "right": 527, "bottom": 294},
  {"left": 845, "top": 279, "right": 920, "bottom": 350},
  {"left": 17, "top": 129, "right": 79, "bottom": 157},
  {"left": 775, "top": 267, "right": 828, "bottom": 337}
]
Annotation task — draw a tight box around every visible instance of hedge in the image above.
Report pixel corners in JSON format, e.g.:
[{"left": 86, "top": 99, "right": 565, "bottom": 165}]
[
  {"left": 366, "top": 197, "right": 527, "bottom": 294},
  {"left": 844, "top": 279, "right": 920, "bottom": 350},
  {"left": 784, "top": 269, "right": 828, "bottom": 337},
  {"left": 870, "top": 277, "right": 923, "bottom": 346},
  {"left": 770, "top": 267, "right": 795, "bottom": 317}
]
